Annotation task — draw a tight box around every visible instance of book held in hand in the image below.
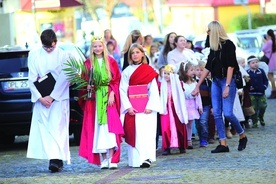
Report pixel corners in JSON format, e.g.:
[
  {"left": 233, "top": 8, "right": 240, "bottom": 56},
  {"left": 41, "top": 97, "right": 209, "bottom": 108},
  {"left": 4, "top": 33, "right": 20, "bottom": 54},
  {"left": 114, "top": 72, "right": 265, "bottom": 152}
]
[
  {"left": 128, "top": 84, "right": 148, "bottom": 113},
  {"left": 34, "top": 72, "right": 56, "bottom": 97}
]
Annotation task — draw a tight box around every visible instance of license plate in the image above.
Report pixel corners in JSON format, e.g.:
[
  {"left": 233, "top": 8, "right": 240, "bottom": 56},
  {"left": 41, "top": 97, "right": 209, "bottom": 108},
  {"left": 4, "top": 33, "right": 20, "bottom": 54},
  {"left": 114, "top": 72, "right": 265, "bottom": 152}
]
[{"left": 3, "top": 80, "right": 29, "bottom": 91}]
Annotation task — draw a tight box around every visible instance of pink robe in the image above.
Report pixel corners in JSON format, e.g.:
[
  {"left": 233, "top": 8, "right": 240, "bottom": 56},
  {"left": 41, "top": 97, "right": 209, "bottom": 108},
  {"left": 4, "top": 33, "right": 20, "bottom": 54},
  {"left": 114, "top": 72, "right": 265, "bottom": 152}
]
[
  {"left": 160, "top": 83, "right": 188, "bottom": 150},
  {"left": 78, "top": 56, "right": 124, "bottom": 165},
  {"left": 262, "top": 39, "right": 276, "bottom": 72}
]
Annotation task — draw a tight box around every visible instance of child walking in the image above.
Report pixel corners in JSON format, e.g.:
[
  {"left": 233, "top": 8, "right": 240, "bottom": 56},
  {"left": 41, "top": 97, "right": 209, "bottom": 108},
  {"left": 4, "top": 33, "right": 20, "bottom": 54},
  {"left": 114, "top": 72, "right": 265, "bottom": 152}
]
[
  {"left": 156, "top": 66, "right": 165, "bottom": 150},
  {"left": 246, "top": 55, "right": 268, "bottom": 127},
  {"left": 194, "top": 61, "right": 212, "bottom": 147},
  {"left": 179, "top": 62, "right": 203, "bottom": 149},
  {"left": 160, "top": 64, "right": 188, "bottom": 155},
  {"left": 120, "top": 43, "right": 160, "bottom": 168},
  {"left": 237, "top": 57, "right": 255, "bottom": 129},
  {"left": 78, "top": 36, "right": 124, "bottom": 170}
]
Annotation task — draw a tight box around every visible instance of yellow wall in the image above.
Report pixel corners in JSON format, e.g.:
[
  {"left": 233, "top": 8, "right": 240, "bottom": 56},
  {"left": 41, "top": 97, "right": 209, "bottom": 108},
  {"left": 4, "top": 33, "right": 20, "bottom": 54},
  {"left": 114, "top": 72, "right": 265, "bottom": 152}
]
[
  {"left": 218, "top": 4, "right": 260, "bottom": 32},
  {"left": 169, "top": 7, "right": 214, "bottom": 36},
  {"left": 169, "top": 4, "right": 261, "bottom": 37},
  {"left": 14, "top": 8, "right": 76, "bottom": 46}
]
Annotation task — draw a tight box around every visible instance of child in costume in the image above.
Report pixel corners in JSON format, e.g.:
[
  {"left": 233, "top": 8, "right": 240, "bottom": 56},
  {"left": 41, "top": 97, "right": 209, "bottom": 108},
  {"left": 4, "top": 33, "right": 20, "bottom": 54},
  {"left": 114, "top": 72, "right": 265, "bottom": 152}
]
[
  {"left": 78, "top": 36, "right": 124, "bottom": 169},
  {"left": 179, "top": 62, "right": 203, "bottom": 149},
  {"left": 159, "top": 64, "right": 188, "bottom": 155},
  {"left": 120, "top": 43, "right": 160, "bottom": 168}
]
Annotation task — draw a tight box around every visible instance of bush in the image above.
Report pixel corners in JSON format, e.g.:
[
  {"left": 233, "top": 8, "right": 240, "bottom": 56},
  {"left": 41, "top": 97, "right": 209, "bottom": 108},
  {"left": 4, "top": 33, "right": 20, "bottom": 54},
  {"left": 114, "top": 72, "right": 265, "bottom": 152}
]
[{"left": 229, "top": 13, "right": 276, "bottom": 31}]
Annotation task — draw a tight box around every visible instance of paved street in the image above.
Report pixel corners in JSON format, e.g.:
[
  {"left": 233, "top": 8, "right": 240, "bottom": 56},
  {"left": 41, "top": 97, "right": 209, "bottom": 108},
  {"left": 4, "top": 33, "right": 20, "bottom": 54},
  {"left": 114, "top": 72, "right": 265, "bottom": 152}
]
[{"left": 0, "top": 98, "right": 276, "bottom": 184}]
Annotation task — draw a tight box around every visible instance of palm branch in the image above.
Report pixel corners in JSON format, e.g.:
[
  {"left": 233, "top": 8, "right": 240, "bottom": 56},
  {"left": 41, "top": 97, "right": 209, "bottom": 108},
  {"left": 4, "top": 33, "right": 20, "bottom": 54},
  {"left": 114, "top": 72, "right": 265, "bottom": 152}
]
[{"left": 63, "top": 50, "right": 88, "bottom": 91}]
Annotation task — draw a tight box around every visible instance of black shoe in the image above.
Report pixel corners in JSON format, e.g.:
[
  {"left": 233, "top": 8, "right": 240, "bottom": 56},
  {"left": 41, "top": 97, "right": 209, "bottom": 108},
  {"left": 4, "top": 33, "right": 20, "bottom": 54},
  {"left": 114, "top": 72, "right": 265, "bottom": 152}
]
[
  {"left": 187, "top": 146, "right": 193, "bottom": 149},
  {"left": 211, "top": 145, "right": 229, "bottom": 153},
  {"left": 140, "top": 159, "right": 151, "bottom": 168},
  {"left": 238, "top": 136, "right": 248, "bottom": 151},
  {"left": 49, "top": 159, "right": 63, "bottom": 173},
  {"left": 162, "top": 149, "right": 171, "bottom": 155},
  {"left": 49, "top": 160, "right": 59, "bottom": 173},
  {"left": 179, "top": 148, "right": 186, "bottom": 154},
  {"left": 259, "top": 118, "right": 265, "bottom": 126},
  {"left": 58, "top": 159, "right": 63, "bottom": 169}
]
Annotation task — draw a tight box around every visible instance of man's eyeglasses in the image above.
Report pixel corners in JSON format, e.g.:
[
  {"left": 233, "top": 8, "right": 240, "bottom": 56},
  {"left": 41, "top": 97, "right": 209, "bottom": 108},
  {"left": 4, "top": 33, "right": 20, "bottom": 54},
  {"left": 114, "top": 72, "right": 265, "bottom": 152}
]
[{"left": 42, "top": 45, "right": 56, "bottom": 51}]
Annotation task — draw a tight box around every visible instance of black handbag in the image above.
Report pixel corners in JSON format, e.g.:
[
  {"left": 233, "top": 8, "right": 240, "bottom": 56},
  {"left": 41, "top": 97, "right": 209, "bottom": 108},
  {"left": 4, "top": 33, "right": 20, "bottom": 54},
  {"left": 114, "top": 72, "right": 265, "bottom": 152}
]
[
  {"left": 260, "top": 52, "right": 272, "bottom": 64},
  {"left": 234, "top": 70, "right": 243, "bottom": 89}
]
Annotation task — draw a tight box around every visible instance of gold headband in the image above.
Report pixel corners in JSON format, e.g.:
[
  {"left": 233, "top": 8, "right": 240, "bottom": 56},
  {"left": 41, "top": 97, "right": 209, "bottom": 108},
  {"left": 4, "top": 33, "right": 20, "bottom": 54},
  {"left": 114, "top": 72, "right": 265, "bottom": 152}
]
[
  {"left": 91, "top": 36, "right": 104, "bottom": 43},
  {"left": 164, "top": 64, "right": 174, "bottom": 73}
]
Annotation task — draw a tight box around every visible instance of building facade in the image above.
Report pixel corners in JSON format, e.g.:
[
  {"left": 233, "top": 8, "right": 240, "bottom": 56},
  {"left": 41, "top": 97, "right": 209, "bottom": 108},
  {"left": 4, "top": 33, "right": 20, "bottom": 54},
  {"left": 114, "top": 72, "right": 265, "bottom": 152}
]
[
  {"left": 0, "top": 0, "right": 82, "bottom": 46},
  {"left": 165, "top": 0, "right": 271, "bottom": 36}
]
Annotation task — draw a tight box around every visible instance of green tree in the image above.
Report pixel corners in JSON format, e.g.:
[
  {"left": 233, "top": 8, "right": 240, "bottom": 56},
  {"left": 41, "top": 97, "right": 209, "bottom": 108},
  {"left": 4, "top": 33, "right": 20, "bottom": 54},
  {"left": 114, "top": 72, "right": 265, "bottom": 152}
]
[{"left": 229, "top": 13, "right": 276, "bottom": 31}]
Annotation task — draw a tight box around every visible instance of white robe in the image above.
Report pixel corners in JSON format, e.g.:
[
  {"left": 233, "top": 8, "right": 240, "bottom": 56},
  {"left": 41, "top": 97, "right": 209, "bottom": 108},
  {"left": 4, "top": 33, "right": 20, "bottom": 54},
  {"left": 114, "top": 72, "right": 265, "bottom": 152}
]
[
  {"left": 92, "top": 58, "right": 117, "bottom": 154},
  {"left": 27, "top": 47, "right": 71, "bottom": 164},
  {"left": 120, "top": 64, "right": 160, "bottom": 167}
]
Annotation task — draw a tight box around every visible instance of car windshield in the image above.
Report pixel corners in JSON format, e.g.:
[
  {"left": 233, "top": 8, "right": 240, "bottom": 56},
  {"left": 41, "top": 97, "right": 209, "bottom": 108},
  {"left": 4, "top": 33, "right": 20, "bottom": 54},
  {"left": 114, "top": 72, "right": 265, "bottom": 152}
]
[
  {"left": 0, "top": 52, "right": 28, "bottom": 74},
  {"left": 238, "top": 37, "right": 260, "bottom": 49}
]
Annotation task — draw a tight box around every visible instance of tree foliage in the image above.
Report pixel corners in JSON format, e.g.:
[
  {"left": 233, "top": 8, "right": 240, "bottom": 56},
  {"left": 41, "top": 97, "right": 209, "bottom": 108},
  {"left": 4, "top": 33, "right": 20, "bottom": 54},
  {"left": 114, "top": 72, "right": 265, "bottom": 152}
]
[{"left": 229, "top": 13, "right": 276, "bottom": 31}]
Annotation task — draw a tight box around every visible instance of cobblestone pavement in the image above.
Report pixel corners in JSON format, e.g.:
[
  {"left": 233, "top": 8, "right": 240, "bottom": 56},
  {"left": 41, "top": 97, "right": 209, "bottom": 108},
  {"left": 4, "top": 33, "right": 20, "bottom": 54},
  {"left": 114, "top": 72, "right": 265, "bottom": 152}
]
[{"left": 0, "top": 98, "right": 276, "bottom": 184}]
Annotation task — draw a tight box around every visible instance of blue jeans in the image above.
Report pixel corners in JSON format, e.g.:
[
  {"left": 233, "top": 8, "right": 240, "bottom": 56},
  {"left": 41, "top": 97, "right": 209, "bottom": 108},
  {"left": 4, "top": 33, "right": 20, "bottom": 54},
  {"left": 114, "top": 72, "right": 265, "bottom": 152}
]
[
  {"left": 195, "top": 105, "right": 210, "bottom": 141},
  {"left": 212, "top": 77, "right": 244, "bottom": 140}
]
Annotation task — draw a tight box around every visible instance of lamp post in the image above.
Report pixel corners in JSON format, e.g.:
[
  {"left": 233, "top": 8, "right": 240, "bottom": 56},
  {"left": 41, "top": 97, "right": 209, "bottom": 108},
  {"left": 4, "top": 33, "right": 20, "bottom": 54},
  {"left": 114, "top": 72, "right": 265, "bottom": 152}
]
[
  {"left": 32, "top": 0, "right": 37, "bottom": 31},
  {"left": 143, "top": 0, "right": 148, "bottom": 26},
  {"left": 260, "top": 0, "right": 265, "bottom": 14},
  {"left": 234, "top": 0, "right": 252, "bottom": 29},
  {"left": 0, "top": 0, "right": 3, "bottom": 14},
  {"left": 242, "top": 4, "right": 252, "bottom": 29}
]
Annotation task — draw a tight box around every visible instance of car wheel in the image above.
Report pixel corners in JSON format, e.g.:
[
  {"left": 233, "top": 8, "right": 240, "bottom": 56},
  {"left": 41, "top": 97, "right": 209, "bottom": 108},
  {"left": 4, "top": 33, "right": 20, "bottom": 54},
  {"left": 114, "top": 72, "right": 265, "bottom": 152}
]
[
  {"left": 73, "top": 126, "right": 82, "bottom": 146},
  {"left": 0, "top": 134, "right": 15, "bottom": 145}
]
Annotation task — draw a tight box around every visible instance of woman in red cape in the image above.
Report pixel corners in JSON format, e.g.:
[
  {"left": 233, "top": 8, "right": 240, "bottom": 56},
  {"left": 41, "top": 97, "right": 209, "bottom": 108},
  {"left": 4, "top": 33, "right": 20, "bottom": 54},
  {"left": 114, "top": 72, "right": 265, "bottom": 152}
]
[{"left": 78, "top": 36, "right": 124, "bottom": 169}]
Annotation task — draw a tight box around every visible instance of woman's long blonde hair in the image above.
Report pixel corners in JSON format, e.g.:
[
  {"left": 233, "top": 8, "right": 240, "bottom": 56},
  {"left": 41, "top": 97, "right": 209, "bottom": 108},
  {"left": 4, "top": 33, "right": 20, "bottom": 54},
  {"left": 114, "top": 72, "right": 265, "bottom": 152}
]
[
  {"left": 208, "top": 21, "right": 229, "bottom": 51},
  {"left": 128, "top": 43, "right": 147, "bottom": 65},
  {"left": 122, "top": 30, "right": 143, "bottom": 54},
  {"left": 90, "top": 36, "right": 111, "bottom": 79}
]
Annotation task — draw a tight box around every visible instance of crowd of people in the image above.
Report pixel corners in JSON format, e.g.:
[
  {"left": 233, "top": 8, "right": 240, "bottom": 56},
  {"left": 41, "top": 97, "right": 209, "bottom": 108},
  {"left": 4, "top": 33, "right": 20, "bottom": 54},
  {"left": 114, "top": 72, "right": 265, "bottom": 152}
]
[{"left": 27, "top": 20, "right": 275, "bottom": 173}]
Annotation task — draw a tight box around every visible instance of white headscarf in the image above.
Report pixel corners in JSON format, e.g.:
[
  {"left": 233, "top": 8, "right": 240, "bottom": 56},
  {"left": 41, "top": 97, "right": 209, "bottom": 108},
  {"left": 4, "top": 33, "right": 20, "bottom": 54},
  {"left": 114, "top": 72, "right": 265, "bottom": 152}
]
[{"left": 159, "top": 65, "right": 188, "bottom": 124}]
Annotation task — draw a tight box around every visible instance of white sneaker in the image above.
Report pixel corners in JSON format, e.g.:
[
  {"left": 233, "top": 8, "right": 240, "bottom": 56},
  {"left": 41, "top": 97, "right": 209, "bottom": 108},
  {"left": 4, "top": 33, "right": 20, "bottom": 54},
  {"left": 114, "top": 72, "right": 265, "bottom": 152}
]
[
  {"left": 248, "top": 119, "right": 253, "bottom": 128},
  {"left": 109, "top": 158, "right": 118, "bottom": 169},
  {"left": 100, "top": 159, "right": 108, "bottom": 169}
]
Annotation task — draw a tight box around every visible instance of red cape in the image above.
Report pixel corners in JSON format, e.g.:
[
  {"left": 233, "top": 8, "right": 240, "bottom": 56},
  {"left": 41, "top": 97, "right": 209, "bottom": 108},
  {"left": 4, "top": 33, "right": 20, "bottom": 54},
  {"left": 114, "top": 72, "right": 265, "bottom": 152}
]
[{"left": 124, "top": 64, "right": 158, "bottom": 147}]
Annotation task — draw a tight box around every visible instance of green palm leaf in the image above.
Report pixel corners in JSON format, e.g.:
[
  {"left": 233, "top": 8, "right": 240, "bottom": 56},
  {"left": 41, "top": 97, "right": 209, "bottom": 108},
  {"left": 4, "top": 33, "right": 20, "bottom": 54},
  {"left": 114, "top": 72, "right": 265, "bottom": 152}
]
[{"left": 63, "top": 51, "right": 89, "bottom": 99}]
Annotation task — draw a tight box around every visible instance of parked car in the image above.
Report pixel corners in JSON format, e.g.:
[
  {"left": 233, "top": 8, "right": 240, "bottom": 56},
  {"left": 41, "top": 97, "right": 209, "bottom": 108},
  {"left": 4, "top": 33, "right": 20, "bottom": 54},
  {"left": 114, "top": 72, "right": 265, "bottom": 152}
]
[
  {"left": 0, "top": 43, "right": 85, "bottom": 145},
  {"left": 192, "top": 34, "right": 207, "bottom": 49},
  {"left": 192, "top": 33, "right": 249, "bottom": 59},
  {"left": 236, "top": 33, "right": 263, "bottom": 58},
  {"left": 235, "top": 29, "right": 261, "bottom": 36},
  {"left": 257, "top": 25, "right": 276, "bottom": 38}
]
